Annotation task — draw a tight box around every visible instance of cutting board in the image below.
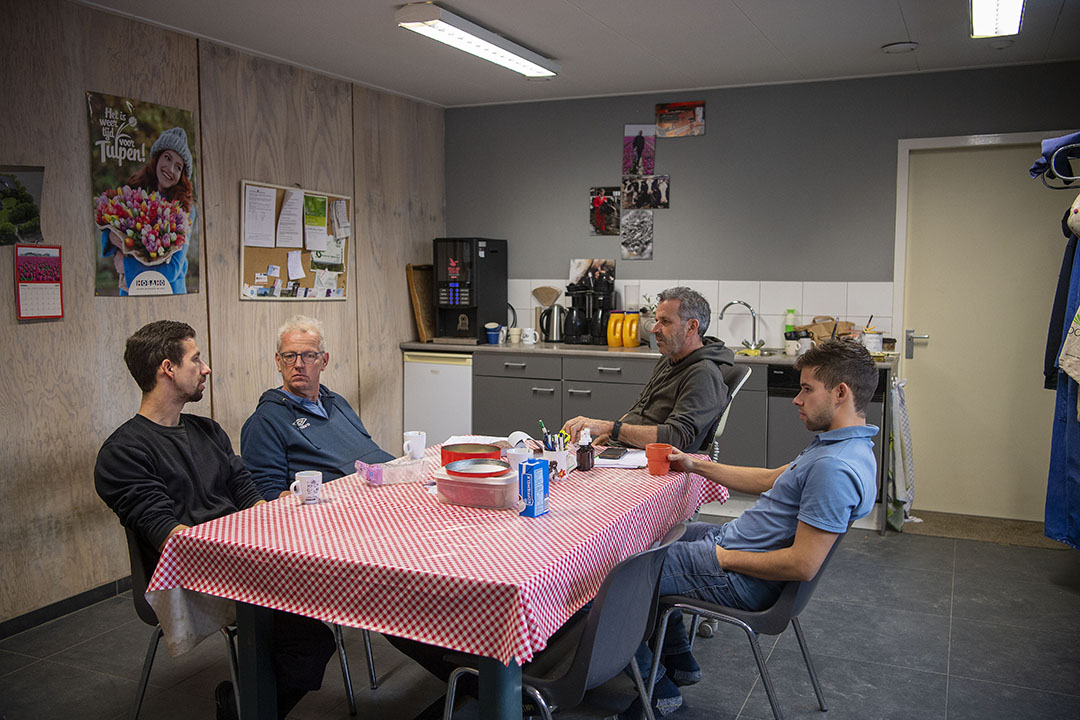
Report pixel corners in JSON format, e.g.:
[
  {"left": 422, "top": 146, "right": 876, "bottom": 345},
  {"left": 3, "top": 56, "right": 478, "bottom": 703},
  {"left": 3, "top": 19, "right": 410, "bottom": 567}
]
[{"left": 406, "top": 264, "right": 435, "bottom": 342}]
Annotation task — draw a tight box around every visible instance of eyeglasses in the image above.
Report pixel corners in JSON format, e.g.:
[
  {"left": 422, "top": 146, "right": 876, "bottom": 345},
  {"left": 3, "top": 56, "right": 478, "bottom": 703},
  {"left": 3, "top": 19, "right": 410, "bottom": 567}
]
[{"left": 278, "top": 351, "right": 324, "bottom": 365}]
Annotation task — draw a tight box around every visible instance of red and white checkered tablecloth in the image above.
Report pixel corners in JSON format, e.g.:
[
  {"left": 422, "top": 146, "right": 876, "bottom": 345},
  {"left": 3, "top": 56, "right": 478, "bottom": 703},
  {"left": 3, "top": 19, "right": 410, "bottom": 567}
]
[{"left": 147, "top": 448, "right": 727, "bottom": 665}]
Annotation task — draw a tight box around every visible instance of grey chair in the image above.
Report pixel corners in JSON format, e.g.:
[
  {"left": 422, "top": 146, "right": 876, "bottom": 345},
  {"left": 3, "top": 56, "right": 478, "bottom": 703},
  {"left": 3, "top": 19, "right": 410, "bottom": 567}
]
[
  {"left": 441, "top": 523, "right": 688, "bottom": 720},
  {"left": 648, "top": 533, "right": 846, "bottom": 720},
  {"left": 710, "top": 364, "right": 752, "bottom": 462},
  {"left": 125, "top": 528, "right": 374, "bottom": 718}
]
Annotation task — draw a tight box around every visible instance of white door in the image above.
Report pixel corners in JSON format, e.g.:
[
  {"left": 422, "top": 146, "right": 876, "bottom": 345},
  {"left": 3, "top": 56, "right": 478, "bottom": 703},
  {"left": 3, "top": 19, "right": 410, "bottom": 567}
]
[{"left": 900, "top": 141, "right": 1069, "bottom": 520}]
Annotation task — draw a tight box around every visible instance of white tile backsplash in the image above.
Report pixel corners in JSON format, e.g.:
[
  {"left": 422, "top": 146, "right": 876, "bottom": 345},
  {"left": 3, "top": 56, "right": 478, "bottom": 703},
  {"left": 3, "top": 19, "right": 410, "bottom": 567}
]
[
  {"left": 713, "top": 311, "right": 754, "bottom": 347},
  {"left": 802, "top": 282, "right": 847, "bottom": 318},
  {"left": 677, "top": 280, "right": 719, "bottom": 311},
  {"left": 512, "top": 278, "right": 894, "bottom": 339},
  {"left": 757, "top": 315, "right": 786, "bottom": 348},
  {"left": 615, "top": 280, "right": 640, "bottom": 310},
  {"left": 847, "top": 282, "right": 893, "bottom": 320},
  {"left": 507, "top": 279, "right": 532, "bottom": 323},
  {"left": 637, "top": 280, "right": 669, "bottom": 308},
  {"left": 760, "top": 281, "right": 803, "bottom": 315},
  {"left": 717, "top": 281, "right": 760, "bottom": 312}
]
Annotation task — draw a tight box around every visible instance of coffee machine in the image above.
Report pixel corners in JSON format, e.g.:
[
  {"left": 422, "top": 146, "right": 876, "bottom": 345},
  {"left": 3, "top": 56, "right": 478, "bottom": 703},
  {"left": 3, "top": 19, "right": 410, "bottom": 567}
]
[
  {"left": 433, "top": 238, "right": 507, "bottom": 344},
  {"left": 564, "top": 269, "right": 615, "bottom": 345}
]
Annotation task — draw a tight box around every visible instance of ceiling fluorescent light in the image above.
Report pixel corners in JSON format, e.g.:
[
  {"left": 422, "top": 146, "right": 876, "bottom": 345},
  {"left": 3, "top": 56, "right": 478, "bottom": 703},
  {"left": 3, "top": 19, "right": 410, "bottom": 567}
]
[
  {"left": 396, "top": 3, "right": 559, "bottom": 78},
  {"left": 970, "top": 0, "right": 1025, "bottom": 38}
]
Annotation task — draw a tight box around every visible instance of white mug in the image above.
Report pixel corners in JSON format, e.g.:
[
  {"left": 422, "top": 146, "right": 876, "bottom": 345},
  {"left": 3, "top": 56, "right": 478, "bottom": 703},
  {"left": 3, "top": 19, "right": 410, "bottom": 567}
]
[
  {"left": 797, "top": 337, "right": 813, "bottom": 355},
  {"left": 498, "top": 326, "right": 508, "bottom": 344},
  {"left": 521, "top": 328, "right": 539, "bottom": 345},
  {"left": 290, "top": 470, "right": 322, "bottom": 505},
  {"left": 508, "top": 327, "right": 522, "bottom": 343},
  {"left": 505, "top": 447, "right": 531, "bottom": 473},
  {"left": 784, "top": 339, "right": 799, "bottom": 356},
  {"left": 403, "top": 430, "right": 426, "bottom": 460}
]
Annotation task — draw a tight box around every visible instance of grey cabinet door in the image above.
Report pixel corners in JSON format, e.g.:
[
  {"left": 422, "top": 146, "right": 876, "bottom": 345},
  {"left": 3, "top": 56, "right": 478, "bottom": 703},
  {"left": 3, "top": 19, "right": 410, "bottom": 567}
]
[
  {"left": 766, "top": 395, "right": 813, "bottom": 468},
  {"left": 715, "top": 389, "right": 767, "bottom": 467},
  {"left": 562, "top": 381, "right": 644, "bottom": 426},
  {"left": 472, "top": 376, "right": 562, "bottom": 436}
]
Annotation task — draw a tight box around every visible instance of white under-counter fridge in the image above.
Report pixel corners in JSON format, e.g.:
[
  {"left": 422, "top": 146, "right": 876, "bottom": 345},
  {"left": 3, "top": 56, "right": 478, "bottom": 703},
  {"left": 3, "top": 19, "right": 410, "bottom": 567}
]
[{"left": 403, "top": 351, "right": 473, "bottom": 447}]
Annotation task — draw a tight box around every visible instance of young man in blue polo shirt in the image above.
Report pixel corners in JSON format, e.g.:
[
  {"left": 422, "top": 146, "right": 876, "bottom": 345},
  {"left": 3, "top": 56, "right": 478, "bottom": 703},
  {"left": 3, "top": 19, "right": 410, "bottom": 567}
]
[{"left": 634, "top": 338, "right": 880, "bottom": 717}]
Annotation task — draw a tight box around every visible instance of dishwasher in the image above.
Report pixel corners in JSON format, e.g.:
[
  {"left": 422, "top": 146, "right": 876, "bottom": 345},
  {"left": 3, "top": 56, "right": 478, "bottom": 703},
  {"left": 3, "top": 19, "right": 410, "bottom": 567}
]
[
  {"left": 765, "top": 365, "right": 887, "bottom": 528},
  {"left": 403, "top": 351, "right": 472, "bottom": 447}
]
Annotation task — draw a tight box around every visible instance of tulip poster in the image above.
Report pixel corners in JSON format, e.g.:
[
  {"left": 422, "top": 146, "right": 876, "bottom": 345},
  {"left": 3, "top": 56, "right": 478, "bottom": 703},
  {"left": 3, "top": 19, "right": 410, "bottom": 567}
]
[{"left": 87, "top": 91, "right": 199, "bottom": 296}]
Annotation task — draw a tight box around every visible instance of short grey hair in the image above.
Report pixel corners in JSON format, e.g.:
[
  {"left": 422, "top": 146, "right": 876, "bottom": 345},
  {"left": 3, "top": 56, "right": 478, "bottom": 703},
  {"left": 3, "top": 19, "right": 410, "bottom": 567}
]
[
  {"left": 277, "top": 315, "right": 326, "bottom": 352},
  {"left": 657, "top": 287, "right": 710, "bottom": 337}
]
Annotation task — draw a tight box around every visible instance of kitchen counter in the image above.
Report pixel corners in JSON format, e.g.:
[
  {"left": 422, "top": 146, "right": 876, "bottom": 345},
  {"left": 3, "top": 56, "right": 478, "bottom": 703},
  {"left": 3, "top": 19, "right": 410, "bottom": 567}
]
[{"left": 400, "top": 340, "right": 899, "bottom": 369}]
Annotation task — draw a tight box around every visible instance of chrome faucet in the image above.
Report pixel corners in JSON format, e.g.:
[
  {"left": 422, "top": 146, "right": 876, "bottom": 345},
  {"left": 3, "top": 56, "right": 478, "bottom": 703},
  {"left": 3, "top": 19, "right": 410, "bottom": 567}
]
[{"left": 719, "top": 300, "right": 765, "bottom": 350}]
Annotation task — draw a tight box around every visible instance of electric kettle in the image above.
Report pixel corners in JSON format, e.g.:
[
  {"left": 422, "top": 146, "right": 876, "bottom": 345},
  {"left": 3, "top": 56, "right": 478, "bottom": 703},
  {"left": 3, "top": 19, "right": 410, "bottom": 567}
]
[{"left": 539, "top": 304, "right": 565, "bottom": 342}]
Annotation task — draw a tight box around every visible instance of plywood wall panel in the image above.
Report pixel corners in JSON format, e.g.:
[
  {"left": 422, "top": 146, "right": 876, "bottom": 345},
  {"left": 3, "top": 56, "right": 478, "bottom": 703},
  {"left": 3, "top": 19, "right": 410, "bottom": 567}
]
[
  {"left": 0, "top": 0, "right": 207, "bottom": 621},
  {"left": 198, "top": 43, "right": 357, "bottom": 443},
  {"left": 353, "top": 88, "right": 444, "bottom": 448}
]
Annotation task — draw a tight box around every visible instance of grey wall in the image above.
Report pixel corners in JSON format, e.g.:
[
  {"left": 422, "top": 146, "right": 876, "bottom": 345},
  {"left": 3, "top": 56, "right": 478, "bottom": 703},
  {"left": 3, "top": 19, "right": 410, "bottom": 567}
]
[{"left": 445, "top": 62, "right": 1080, "bottom": 281}]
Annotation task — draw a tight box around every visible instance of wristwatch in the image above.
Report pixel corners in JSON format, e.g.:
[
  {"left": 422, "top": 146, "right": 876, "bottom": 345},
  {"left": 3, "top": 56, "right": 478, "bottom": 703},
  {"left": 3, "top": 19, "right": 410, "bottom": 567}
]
[{"left": 611, "top": 420, "right": 623, "bottom": 442}]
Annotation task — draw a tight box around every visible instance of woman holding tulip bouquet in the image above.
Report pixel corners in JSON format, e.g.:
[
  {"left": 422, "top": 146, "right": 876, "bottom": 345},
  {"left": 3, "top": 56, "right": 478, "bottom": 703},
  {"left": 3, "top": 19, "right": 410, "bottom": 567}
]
[{"left": 99, "top": 126, "right": 194, "bottom": 294}]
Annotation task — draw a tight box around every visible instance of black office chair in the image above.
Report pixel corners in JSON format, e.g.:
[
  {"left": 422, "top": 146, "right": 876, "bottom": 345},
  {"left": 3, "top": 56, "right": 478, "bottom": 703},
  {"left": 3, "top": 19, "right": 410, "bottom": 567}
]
[
  {"left": 125, "top": 528, "right": 373, "bottom": 718},
  {"left": 126, "top": 528, "right": 241, "bottom": 720},
  {"left": 441, "top": 523, "right": 687, "bottom": 720},
  {"left": 646, "top": 533, "right": 846, "bottom": 720}
]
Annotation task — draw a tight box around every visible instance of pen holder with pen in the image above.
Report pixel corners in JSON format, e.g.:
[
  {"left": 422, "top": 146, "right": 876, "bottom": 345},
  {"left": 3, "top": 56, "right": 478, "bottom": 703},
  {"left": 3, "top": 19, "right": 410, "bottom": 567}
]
[{"left": 540, "top": 449, "right": 577, "bottom": 481}]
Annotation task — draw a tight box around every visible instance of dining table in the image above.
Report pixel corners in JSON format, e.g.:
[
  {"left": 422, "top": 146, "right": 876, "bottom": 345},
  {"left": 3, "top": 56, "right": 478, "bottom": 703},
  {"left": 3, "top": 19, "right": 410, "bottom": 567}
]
[{"left": 146, "top": 443, "right": 729, "bottom": 719}]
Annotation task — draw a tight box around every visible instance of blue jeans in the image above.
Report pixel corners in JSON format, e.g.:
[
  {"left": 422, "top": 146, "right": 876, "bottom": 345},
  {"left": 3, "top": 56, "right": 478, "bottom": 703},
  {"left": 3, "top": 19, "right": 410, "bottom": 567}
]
[{"left": 634, "top": 522, "right": 750, "bottom": 679}]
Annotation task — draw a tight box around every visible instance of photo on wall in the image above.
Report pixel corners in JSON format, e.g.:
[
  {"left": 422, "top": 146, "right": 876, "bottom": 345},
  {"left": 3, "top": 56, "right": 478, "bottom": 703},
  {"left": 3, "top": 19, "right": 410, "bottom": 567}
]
[
  {"left": 88, "top": 91, "right": 200, "bottom": 296},
  {"left": 655, "top": 101, "right": 705, "bottom": 137},
  {"left": 0, "top": 166, "right": 44, "bottom": 245},
  {"left": 621, "top": 209, "right": 653, "bottom": 260},
  {"left": 621, "top": 175, "right": 669, "bottom": 209},
  {"left": 622, "top": 124, "right": 655, "bottom": 175},
  {"left": 588, "top": 186, "right": 621, "bottom": 235}
]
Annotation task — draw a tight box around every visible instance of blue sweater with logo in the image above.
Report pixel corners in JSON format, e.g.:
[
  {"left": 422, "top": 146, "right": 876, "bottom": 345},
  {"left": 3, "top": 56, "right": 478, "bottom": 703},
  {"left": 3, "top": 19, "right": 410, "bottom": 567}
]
[{"left": 241, "top": 385, "right": 394, "bottom": 500}]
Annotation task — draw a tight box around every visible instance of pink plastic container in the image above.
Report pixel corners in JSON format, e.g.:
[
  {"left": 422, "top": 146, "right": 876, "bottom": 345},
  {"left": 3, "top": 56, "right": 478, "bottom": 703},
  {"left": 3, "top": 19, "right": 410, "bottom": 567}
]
[{"left": 436, "top": 472, "right": 518, "bottom": 509}]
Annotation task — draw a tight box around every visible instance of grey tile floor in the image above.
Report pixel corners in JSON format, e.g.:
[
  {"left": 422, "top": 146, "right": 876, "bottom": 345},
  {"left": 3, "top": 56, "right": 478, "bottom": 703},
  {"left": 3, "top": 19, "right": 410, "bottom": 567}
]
[{"left": 1, "top": 529, "right": 1078, "bottom": 720}]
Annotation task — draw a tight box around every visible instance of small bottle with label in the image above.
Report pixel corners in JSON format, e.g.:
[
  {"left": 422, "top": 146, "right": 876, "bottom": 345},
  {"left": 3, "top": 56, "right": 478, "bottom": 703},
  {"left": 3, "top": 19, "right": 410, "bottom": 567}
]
[
  {"left": 785, "top": 308, "right": 798, "bottom": 334},
  {"left": 576, "top": 428, "right": 594, "bottom": 471}
]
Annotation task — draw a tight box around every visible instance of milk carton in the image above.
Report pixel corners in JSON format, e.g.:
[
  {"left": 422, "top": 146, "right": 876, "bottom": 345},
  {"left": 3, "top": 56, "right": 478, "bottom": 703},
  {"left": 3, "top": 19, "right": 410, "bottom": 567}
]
[{"left": 518, "top": 458, "right": 549, "bottom": 517}]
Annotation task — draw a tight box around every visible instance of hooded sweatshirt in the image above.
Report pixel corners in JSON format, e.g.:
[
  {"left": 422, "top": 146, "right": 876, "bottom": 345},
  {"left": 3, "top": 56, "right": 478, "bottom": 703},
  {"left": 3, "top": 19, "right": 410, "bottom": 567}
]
[
  {"left": 616, "top": 336, "right": 734, "bottom": 451},
  {"left": 241, "top": 385, "right": 393, "bottom": 500}
]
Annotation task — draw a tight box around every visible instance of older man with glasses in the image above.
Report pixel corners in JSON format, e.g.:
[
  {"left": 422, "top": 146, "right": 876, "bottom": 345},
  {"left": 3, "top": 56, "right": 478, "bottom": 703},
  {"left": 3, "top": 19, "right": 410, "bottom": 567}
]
[{"left": 241, "top": 314, "right": 393, "bottom": 500}]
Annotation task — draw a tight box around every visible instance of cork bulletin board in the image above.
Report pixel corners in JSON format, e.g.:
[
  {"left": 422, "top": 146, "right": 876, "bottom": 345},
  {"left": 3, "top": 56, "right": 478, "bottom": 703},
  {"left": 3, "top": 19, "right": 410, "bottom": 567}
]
[{"left": 239, "top": 180, "right": 350, "bottom": 300}]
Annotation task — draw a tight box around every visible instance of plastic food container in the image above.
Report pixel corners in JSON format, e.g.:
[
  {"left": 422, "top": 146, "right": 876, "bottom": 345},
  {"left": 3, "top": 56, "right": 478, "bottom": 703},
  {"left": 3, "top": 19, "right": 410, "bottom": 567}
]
[
  {"left": 436, "top": 471, "right": 518, "bottom": 509},
  {"left": 356, "top": 457, "right": 429, "bottom": 486},
  {"left": 440, "top": 443, "right": 501, "bottom": 467}
]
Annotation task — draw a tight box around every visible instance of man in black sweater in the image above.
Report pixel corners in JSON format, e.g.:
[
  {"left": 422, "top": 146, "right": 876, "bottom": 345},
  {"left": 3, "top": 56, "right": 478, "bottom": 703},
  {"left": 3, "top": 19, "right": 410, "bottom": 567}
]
[{"left": 94, "top": 320, "right": 335, "bottom": 720}]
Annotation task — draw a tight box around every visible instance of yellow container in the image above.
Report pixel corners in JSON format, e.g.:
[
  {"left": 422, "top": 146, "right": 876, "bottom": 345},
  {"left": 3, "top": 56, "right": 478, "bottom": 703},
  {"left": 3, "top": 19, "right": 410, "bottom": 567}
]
[
  {"left": 607, "top": 311, "right": 625, "bottom": 347},
  {"left": 622, "top": 311, "right": 640, "bottom": 347}
]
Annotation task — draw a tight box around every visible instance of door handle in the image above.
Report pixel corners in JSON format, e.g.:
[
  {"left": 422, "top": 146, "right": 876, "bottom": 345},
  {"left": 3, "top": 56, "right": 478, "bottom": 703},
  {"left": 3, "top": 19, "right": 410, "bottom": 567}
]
[
  {"left": 905, "top": 329, "right": 930, "bottom": 359},
  {"left": 531, "top": 387, "right": 556, "bottom": 394},
  {"left": 567, "top": 388, "right": 592, "bottom": 396},
  {"left": 596, "top": 366, "right": 622, "bottom": 373},
  {"left": 503, "top": 362, "right": 527, "bottom": 369}
]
